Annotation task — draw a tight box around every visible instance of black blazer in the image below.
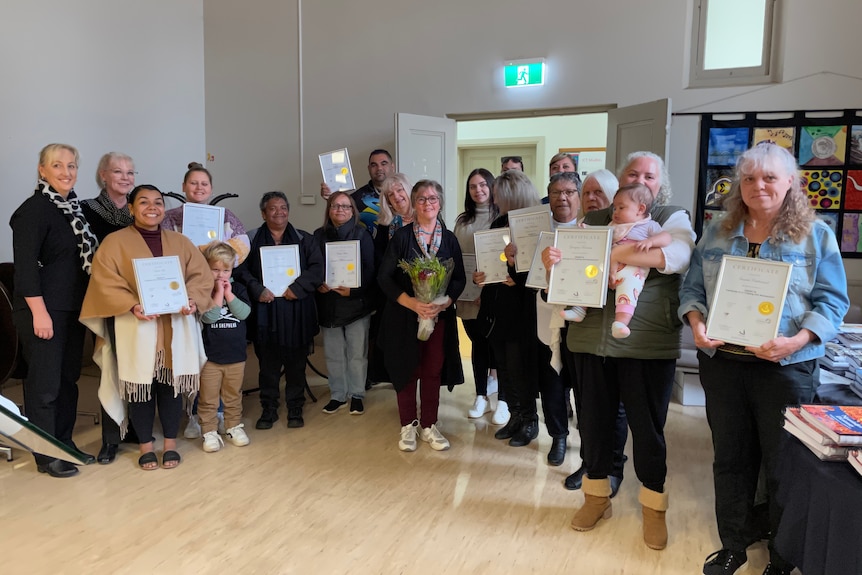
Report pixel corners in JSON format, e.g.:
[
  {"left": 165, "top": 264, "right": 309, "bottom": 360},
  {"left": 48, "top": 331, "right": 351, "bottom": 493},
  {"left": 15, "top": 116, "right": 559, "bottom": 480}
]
[{"left": 10, "top": 192, "right": 89, "bottom": 312}]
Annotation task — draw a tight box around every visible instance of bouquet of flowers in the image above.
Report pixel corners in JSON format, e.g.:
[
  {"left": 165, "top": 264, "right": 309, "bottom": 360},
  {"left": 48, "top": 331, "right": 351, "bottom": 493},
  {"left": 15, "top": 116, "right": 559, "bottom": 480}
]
[{"left": 398, "top": 255, "right": 454, "bottom": 341}]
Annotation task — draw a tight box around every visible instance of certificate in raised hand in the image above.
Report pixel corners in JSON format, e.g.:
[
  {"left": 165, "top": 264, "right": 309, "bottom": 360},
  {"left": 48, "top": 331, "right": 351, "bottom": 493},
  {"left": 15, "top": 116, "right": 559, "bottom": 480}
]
[
  {"left": 132, "top": 256, "right": 189, "bottom": 315},
  {"left": 260, "top": 245, "right": 302, "bottom": 296},
  {"left": 473, "top": 228, "right": 510, "bottom": 285},
  {"left": 547, "top": 227, "right": 613, "bottom": 307},
  {"left": 325, "top": 240, "right": 361, "bottom": 289},
  {"left": 319, "top": 148, "right": 356, "bottom": 192},
  {"left": 458, "top": 254, "right": 482, "bottom": 302},
  {"left": 706, "top": 256, "right": 792, "bottom": 347},
  {"left": 507, "top": 205, "right": 552, "bottom": 272},
  {"left": 182, "top": 203, "right": 224, "bottom": 246},
  {"left": 525, "top": 231, "right": 557, "bottom": 289}
]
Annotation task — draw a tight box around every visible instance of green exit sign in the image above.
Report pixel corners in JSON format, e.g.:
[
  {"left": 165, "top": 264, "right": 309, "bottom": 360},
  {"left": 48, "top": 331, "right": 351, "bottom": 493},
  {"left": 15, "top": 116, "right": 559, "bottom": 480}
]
[{"left": 504, "top": 59, "right": 545, "bottom": 88}]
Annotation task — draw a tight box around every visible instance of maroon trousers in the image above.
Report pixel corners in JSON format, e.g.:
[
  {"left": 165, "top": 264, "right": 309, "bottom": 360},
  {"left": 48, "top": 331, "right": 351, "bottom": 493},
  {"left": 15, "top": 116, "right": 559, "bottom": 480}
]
[{"left": 396, "top": 319, "right": 446, "bottom": 428}]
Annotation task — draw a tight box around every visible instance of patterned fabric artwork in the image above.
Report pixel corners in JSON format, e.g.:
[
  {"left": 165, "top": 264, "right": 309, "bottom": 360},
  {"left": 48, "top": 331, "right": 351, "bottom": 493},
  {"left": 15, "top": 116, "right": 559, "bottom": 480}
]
[{"left": 696, "top": 111, "right": 862, "bottom": 257}]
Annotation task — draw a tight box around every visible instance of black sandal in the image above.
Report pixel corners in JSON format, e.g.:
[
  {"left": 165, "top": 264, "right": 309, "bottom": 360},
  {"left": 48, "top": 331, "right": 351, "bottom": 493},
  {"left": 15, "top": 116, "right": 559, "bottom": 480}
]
[
  {"left": 161, "top": 450, "right": 182, "bottom": 469},
  {"left": 138, "top": 452, "right": 159, "bottom": 471}
]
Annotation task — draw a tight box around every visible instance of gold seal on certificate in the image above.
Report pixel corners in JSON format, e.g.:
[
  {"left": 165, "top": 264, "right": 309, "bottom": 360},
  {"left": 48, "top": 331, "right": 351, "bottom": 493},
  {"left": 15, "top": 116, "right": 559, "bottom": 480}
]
[
  {"left": 325, "top": 240, "right": 361, "bottom": 289},
  {"left": 705, "top": 256, "right": 792, "bottom": 347},
  {"left": 547, "top": 227, "right": 613, "bottom": 307},
  {"left": 132, "top": 256, "right": 189, "bottom": 315},
  {"left": 260, "top": 245, "right": 302, "bottom": 296}
]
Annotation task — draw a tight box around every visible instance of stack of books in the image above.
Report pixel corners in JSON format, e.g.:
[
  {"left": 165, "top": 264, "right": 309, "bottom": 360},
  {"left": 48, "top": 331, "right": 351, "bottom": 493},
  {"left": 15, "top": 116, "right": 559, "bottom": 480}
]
[
  {"left": 821, "top": 342, "right": 852, "bottom": 373},
  {"left": 783, "top": 405, "right": 862, "bottom": 461}
]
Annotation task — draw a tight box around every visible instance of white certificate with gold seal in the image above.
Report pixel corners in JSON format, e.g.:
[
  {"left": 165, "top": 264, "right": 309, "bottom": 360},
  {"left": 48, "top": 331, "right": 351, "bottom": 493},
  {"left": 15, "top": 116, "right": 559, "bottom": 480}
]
[
  {"left": 182, "top": 203, "right": 225, "bottom": 246},
  {"left": 706, "top": 256, "right": 792, "bottom": 347},
  {"left": 260, "top": 245, "right": 302, "bottom": 297},
  {"left": 473, "top": 228, "right": 511, "bottom": 285},
  {"left": 547, "top": 227, "right": 613, "bottom": 307},
  {"left": 507, "top": 204, "right": 552, "bottom": 272},
  {"left": 325, "top": 240, "right": 361, "bottom": 289},
  {"left": 132, "top": 256, "right": 189, "bottom": 315}
]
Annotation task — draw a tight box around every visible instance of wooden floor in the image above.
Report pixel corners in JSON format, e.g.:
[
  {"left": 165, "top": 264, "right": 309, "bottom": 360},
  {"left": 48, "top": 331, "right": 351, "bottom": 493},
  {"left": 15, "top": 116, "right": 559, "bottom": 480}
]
[{"left": 0, "top": 355, "right": 780, "bottom": 575}]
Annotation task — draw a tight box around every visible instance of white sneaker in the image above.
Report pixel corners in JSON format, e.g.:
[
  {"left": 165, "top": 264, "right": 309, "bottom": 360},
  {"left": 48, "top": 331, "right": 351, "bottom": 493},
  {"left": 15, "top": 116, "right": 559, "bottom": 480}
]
[
  {"left": 467, "top": 395, "right": 491, "bottom": 419},
  {"left": 225, "top": 423, "right": 250, "bottom": 447},
  {"left": 184, "top": 416, "right": 202, "bottom": 439},
  {"left": 398, "top": 420, "right": 418, "bottom": 452},
  {"left": 486, "top": 374, "right": 499, "bottom": 396},
  {"left": 217, "top": 412, "right": 226, "bottom": 435},
  {"left": 202, "top": 431, "right": 224, "bottom": 452},
  {"left": 419, "top": 424, "right": 451, "bottom": 451},
  {"left": 491, "top": 399, "right": 511, "bottom": 425}
]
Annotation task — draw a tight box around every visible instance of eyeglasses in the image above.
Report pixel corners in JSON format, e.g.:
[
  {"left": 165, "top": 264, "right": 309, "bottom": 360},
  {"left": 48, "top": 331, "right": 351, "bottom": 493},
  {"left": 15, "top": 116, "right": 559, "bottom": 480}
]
[
  {"left": 416, "top": 196, "right": 439, "bottom": 205},
  {"left": 111, "top": 169, "right": 138, "bottom": 177},
  {"left": 549, "top": 189, "right": 579, "bottom": 198},
  {"left": 501, "top": 156, "right": 522, "bottom": 164},
  {"left": 330, "top": 204, "right": 353, "bottom": 211}
]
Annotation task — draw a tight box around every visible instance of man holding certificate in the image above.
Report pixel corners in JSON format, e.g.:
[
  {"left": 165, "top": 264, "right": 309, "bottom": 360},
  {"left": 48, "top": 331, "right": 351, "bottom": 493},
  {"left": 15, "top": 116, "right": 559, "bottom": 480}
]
[
  {"left": 234, "top": 192, "right": 324, "bottom": 431},
  {"left": 679, "top": 143, "right": 849, "bottom": 575}
]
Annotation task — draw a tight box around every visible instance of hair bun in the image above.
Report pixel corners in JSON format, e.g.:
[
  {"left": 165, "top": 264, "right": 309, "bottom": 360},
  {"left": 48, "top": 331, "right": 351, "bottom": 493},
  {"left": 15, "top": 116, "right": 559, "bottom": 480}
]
[{"left": 188, "top": 162, "right": 204, "bottom": 170}]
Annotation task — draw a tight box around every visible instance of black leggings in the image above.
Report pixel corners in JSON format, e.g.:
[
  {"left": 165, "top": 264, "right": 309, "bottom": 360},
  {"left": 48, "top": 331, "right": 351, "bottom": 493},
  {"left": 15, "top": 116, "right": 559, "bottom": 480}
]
[
  {"left": 461, "top": 318, "right": 493, "bottom": 396},
  {"left": 128, "top": 382, "right": 183, "bottom": 443}
]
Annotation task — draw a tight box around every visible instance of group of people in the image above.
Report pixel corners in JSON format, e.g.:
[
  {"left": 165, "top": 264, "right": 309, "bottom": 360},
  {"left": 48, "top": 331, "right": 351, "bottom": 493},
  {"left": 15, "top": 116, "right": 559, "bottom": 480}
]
[{"left": 9, "top": 141, "right": 848, "bottom": 575}]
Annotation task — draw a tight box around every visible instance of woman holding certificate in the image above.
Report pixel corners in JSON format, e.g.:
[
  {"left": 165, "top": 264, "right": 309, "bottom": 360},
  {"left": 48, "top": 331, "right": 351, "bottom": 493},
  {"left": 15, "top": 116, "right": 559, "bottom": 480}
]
[
  {"left": 11, "top": 143, "right": 99, "bottom": 477},
  {"left": 162, "top": 162, "right": 250, "bottom": 264},
  {"left": 313, "top": 192, "right": 375, "bottom": 415},
  {"left": 679, "top": 143, "right": 848, "bottom": 575},
  {"left": 547, "top": 152, "right": 695, "bottom": 550},
  {"left": 377, "top": 180, "right": 465, "bottom": 452},
  {"left": 80, "top": 184, "right": 213, "bottom": 470},
  {"left": 453, "top": 168, "right": 500, "bottom": 421}
]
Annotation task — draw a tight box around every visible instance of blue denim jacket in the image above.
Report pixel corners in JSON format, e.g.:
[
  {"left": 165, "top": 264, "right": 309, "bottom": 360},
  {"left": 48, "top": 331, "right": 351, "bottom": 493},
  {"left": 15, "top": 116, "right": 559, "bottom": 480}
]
[{"left": 678, "top": 219, "right": 849, "bottom": 365}]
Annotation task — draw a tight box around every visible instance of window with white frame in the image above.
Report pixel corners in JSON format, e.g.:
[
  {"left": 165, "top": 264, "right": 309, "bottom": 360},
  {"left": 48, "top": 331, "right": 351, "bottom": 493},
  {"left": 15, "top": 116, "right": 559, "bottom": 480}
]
[{"left": 689, "top": 0, "right": 779, "bottom": 88}]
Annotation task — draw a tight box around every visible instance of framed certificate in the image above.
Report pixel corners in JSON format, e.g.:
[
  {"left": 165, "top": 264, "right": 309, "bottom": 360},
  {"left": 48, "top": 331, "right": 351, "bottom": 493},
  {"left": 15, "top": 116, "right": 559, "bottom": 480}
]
[
  {"left": 507, "top": 205, "right": 552, "bottom": 272},
  {"left": 547, "top": 227, "right": 613, "bottom": 307},
  {"left": 458, "top": 254, "right": 482, "bottom": 302},
  {"left": 706, "top": 256, "right": 792, "bottom": 347},
  {"left": 325, "top": 240, "right": 361, "bottom": 289},
  {"left": 319, "top": 148, "right": 356, "bottom": 192},
  {"left": 260, "top": 245, "right": 302, "bottom": 296},
  {"left": 132, "top": 256, "right": 189, "bottom": 315},
  {"left": 525, "top": 231, "right": 557, "bottom": 290},
  {"left": 182, "top": 203, "right": 224, "bottom": 246},
  {"left": 473, "top": 228, "right": 510, "bottom": 285}
]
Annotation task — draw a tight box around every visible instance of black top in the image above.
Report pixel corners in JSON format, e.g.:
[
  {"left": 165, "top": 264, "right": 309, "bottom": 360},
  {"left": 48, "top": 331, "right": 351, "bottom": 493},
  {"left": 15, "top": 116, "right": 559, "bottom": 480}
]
[
  {"left": 202, "top": 281, "right": 250, "bottom": 364},
  {"left": 80, "top": 202, "right": 132, "bottom": 242},
  {"left": 9, "top": 192, "right": 89, "bottom": 312},
  {"left": 351, "top": 181, "right": 380, "bottom": 238}
]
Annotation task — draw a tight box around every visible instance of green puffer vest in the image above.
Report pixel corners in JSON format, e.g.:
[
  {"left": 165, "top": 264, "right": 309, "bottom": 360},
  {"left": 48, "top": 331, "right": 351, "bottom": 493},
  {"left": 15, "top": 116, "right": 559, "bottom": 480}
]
[{"left": 565, "top": 205, "right": 686, "bottom": 360}]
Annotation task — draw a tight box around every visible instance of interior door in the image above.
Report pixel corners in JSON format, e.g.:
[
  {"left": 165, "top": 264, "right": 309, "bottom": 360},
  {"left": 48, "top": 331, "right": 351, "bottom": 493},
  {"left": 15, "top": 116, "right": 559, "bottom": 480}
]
[
  {"left": 605, "top": 99, "right": 671, "bottom": 172},
  {"left": 458, "top": 145, "right": 537, "bottom": 210},
  {"left": 395, "top": 113, "right": 458, "bottom": 226}
]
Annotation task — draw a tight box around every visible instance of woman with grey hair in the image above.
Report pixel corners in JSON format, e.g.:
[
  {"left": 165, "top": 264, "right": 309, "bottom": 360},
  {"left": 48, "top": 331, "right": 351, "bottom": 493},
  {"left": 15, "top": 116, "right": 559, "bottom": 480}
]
[{"left": 579, "top": 169, "right": 618, "bottom": 217}]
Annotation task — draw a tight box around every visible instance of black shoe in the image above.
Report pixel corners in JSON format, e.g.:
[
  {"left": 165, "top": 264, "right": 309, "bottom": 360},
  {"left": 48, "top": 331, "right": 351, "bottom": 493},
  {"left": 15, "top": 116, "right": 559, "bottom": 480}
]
[
  {"left": 322, "top": 399, "right": 346, "bottom": 414},
  {"left": 494, "top": 414, "right": 522, "bottom": 440},
  {"left": 547, "top": 437, "right": 567, "bottom": 466},
  {"left": 97, "top": 443, "right": 118, "bottom": 465},
  {"left": 761, "top": 564, "right": 792, "bottom": 575},
  {"left": 349, "top": 397, "right": 364, "bottom": 415},
  {"left": 703, "top": 549, "right": 747, "bottom": 575},
  {"left": 287, "top": 407, "right": 304, "bottom": 428},
  {"left": 64, "top": 441, "right": 95, "bottom": 464},
  {"left": 564, "top": 465, "right": 585, "bottom": 490},
  {"left": 609, "top": 475, "right": 623, "bottom": 499},
  {"left": 37, "top": 459, "right": 79, "bottom": 478},
  {"left": 255, "top": 407, "right": 279, "bottom": 430},
  {"left": 365, "top": 378, "right": 376, "bottom": 391},
  {"left": 509, "top": 416, "right": 539, "bottom": 447}
]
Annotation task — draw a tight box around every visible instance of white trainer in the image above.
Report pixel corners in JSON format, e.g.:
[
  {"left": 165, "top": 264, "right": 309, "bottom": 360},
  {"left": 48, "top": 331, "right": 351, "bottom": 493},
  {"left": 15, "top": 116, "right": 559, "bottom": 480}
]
[
  {"left": 217, "top": 412, "right": 226, "bottom": 435},
  {"left": 467, "top": 395, "right": 491, "bottom": 419},
  {"left": 491, "top": 399, "right": 511, "bottom": 425},
  {"left": 184, "top": 416, "right": 202, "bottom": 439},
  {"left": 202, "top": 431, "right": 224, "bottom": 452},
  {"left": 398, "top": 420, "right": 418, "bottom": 452},
  {"left": 419, "top": 424, "right": 450, "bottom": 451},
  {"left": 225, "top": 423, "right": 250, "bottom": 447}
]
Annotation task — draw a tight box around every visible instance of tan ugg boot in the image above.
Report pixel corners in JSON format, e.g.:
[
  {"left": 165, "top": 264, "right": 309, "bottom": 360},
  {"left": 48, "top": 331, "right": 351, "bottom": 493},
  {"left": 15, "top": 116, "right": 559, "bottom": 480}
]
[
  {"left": 639, "top": 486, "right": 669, "bottom": 550},
  {"left": 570, "top": 477, "right": 612, "bottom": 531}
]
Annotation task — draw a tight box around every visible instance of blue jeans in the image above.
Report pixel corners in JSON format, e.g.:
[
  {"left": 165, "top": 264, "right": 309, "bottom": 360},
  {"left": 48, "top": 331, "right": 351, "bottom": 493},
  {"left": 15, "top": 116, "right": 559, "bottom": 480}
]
[{"left": 322, "top": 315, "right": 371, "bottom": 402}]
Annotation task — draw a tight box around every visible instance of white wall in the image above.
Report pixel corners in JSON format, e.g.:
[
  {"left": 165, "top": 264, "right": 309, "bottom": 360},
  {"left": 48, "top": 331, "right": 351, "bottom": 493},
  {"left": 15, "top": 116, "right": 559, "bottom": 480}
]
[{"left": 0, "top": 0, "right": 205, "bottom": 262}]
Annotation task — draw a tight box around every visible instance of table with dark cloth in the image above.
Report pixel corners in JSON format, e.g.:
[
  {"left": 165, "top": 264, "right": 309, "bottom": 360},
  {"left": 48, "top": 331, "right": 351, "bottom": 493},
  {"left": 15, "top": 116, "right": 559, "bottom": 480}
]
[{"left": 774, "top": 434, "right": 862, "bottom": 575}]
